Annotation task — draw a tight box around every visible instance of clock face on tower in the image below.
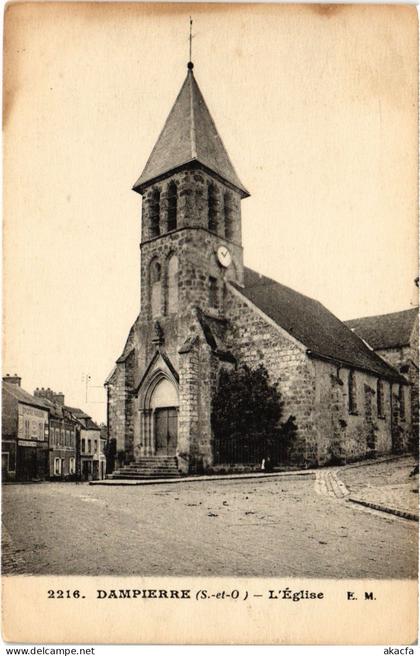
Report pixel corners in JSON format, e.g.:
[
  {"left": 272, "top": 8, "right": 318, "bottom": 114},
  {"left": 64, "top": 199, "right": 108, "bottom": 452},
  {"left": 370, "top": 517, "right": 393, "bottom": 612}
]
[{"left": 217, "top": 245, "right": 232, "bottom": 268}]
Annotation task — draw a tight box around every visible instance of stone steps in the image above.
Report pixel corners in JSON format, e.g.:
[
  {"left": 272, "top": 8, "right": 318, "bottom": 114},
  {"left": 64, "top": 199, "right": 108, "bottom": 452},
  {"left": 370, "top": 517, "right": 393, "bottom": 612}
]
[
  {"left": 123, "top": 458, "right": 178, "bottom": 464},
  {"left": 110, "top": 456, "right": 181, "bottom": 480}
]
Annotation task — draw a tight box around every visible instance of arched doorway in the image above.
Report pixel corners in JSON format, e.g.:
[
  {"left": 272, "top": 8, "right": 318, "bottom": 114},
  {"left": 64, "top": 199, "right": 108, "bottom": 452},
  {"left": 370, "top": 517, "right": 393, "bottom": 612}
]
[{"left": 150, "top": 378, "right": 178, "bottom": 455}]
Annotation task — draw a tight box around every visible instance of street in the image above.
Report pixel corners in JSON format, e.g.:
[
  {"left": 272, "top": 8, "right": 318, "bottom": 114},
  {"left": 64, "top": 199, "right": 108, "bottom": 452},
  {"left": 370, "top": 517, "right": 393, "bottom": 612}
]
[{"left": 2, "top": 459, "right": 418, "bottom": 578}]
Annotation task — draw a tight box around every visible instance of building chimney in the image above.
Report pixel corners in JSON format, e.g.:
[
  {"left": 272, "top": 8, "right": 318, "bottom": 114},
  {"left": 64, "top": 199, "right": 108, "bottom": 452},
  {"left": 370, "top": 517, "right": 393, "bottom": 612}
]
[
  {"left": 3, "top": 374, "right": 21, "bottom": 387},
  {"left": 33, "top": 387, "right": 65, "bottom": 405}
]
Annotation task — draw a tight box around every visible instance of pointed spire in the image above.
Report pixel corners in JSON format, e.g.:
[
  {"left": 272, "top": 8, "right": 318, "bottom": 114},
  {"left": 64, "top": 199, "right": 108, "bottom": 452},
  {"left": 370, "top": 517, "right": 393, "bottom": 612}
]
[{"left": 133, "top": 67, "right": 249, "bottom": 197}]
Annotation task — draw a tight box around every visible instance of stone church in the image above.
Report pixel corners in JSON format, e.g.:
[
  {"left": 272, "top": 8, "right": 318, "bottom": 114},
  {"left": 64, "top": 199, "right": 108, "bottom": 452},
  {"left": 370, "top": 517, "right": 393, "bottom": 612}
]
[{"left": 106, "top": 62, "right": 413, "bottom": 476}]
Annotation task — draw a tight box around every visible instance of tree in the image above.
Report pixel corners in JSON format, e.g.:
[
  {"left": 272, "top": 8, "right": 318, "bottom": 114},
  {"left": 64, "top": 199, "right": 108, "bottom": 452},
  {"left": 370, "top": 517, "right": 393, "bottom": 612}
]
[{"left": 212, "top": 363, "right": 293, "bottom": 465}]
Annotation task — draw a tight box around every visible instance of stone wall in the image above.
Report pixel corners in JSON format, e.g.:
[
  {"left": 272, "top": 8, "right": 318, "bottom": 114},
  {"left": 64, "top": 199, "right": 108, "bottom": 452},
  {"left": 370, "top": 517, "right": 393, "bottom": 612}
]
[
  {"left": 174, "top": 313, "right": 220, "bottom": 473},
  {"left": 140, "top": 227, "right": 243, "bottom": 321},
  {"left": 106, "top": 364, "right": 127, "bottom": 455},
  {"left": 177, "top": 340, "right": 200, "bottom": 473},
  {"left": 224, "top": 287, "right": 318, "bottom": 465},
  {"left": 310, "top": 361, "right": 407, "bottom": 464},
  {"left": 374, "top": 315, "right": 418, "bottom": 452},
  {"left": 107, "top": 164, "right": 248, "bottom": 470},
  {"left": 2, "top": 385, "right": 19, "bottom": 438},
  {"left": 224, "top": 286, "right": 412, "bottom": 467}
]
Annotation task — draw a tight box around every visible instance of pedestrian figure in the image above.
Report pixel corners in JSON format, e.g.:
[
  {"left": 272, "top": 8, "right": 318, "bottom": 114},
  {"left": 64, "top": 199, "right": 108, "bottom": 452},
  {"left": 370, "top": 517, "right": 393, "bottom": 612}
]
[{"left": 261, "top": 456, "right": 273, "bottom": 472}]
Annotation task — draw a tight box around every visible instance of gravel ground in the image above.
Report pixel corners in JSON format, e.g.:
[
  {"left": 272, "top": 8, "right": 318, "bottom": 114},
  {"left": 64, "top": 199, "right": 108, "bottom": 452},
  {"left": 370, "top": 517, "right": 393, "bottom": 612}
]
[{"left": 2, "top": 472, "right": 417, "bottom": 578}]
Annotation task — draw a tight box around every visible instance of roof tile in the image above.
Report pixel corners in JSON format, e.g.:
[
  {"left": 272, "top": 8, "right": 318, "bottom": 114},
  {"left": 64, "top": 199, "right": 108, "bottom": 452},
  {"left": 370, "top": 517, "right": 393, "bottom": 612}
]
[
  {"left": 2, "top": 382, "right": 51, "bottom": 410},
  {"left": 231, "top": 268, "right": 405, "bottom": 382},
  {"left": 345, "top": 308, "right": 418, "bottom": 350}
]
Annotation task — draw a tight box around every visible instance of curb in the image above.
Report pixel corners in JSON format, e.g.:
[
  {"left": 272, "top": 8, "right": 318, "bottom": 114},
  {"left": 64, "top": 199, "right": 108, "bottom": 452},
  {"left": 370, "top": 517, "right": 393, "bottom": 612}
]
[
  {"left": 347, "top": 497, "right": 419, "bottom": 522},
  {"left": 90, "top": 470, "right": 316, "bottom": 486},
  {"left": 341, "top": 455, "right": 415, "bottom": 472}
]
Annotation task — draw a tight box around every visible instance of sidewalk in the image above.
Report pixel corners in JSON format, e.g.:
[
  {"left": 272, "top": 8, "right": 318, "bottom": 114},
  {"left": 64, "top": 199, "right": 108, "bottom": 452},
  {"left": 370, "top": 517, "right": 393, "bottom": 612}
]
[
  {"left": 90, "top": 469, "right": 316, "bottom": 486},
  {"left": 339, "top": 455, "right": 418, "bottom": 521}
]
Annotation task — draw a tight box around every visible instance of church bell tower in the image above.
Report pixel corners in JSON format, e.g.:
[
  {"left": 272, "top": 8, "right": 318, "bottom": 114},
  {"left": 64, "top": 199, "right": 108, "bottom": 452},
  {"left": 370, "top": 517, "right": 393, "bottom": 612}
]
[{"left": 107, "top": 59, "right": 251, "bottom": 474}]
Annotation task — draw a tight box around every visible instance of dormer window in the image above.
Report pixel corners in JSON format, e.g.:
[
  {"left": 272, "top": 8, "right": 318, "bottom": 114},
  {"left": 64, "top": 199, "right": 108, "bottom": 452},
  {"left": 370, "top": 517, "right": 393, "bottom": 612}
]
[{"left": 167, "top": 182, "right": 177, "bottom": 232}]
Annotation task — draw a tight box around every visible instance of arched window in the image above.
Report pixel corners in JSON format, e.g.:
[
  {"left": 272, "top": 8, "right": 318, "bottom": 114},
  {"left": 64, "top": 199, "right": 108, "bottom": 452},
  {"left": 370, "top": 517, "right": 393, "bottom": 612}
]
[
  {"left": 348, "top": 370, "right": 357, "bottom": 414},
  {"left": 208, "top": 183, "right": 217, "bottom": 232},
  {"left": 224, "top": 192, "right": 234, "bottom": 240},
  {"left": 167, "top": 182, "right": 177, "bottom": 232},
  {"left": 167, "top": 254, "right": 179, "bottom": 314},
  {"left": 377, "top": 379, "right": 385, "bottom": 418},
  {"left": 150, "top": 260, "right": 162, "bottom": 317},
  {"left": 150, "top": 189, "right": 161, "bottom": 238}
]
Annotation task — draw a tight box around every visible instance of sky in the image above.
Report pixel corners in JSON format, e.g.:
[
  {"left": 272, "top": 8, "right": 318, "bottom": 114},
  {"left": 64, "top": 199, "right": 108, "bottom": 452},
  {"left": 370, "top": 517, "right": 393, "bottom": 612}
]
[{"left": 3, "top": 3, "right": 418, "bottom": 423}]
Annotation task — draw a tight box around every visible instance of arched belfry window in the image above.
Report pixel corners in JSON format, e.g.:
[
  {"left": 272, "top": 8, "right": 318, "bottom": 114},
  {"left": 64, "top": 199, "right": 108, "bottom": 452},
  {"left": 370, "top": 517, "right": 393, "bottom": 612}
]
[
  {"left": 167, "top": 182, "right": 177, "bottom": 232},
  {"left": 224, "top": 192, "right": 234, "bottom": 241},
  {"left": 208, "top": 184, "right": 217, "bottom": 233},
  {"left": 150, "top": 259, "right": 162, "bottom": 317},
  {"left": 150, "top": 189, "right": 161, "bottom": 238},
  {"left": 167, "top": 254, "right": 179, "bottom": 314}
]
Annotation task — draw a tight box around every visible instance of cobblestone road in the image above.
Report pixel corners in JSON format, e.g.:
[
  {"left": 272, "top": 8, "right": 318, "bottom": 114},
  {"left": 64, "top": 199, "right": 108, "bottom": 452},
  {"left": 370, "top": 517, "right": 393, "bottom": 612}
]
[
  {"left": 2, "top": 469, "right": 417, "bottom": 578},
  {"left": 314, "top": 469, "right": 349, "bottom": 498}
]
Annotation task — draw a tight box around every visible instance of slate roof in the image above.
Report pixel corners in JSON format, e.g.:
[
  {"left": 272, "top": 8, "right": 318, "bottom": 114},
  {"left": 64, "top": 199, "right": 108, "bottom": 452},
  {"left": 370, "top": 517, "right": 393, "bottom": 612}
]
[
  {"left": 196, "top": 310, "right": 236, "bottom": 363},
  {"left": 230, "top": 268, "right": 406, "bottom": 382},
  {"left": 345, "top": 308, "right": 418, "bottom": 350},
  {"left": 40, "top": 397, "right": 65, "bottom": 419},
  {"left": 85, "top": 417, "right": 101, "bottom": 431},
  {"left": 2, "top": 382, "right": 51, "bottom": 410},
  {"left": 63, "top": 406, "right": 90, "bottom": 420},
  {"left": 50, "top": 404, "right": 100, "bottom": 429},
  {"left": 64, "top": 406, "right": 100, "bottom": 431},
  {"left": 133, "top": 67, "right": 249, "bottom": 197}
]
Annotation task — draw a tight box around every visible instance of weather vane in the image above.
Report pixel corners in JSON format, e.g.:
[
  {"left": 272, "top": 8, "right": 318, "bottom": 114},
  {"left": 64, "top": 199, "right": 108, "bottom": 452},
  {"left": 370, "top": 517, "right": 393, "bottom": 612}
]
[{"left": 188, "top": 17, "right": 193, "bottom": 67}]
